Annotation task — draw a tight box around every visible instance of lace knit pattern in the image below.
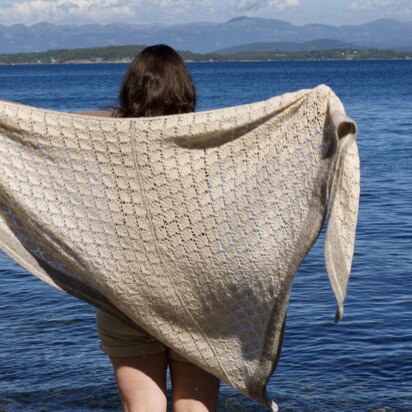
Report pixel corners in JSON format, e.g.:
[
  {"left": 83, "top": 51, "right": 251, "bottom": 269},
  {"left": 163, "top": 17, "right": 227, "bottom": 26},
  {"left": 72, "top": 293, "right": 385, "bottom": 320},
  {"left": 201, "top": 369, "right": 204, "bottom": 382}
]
[{"left": 0, "top": 85, "right": 359, "bottom": 410}]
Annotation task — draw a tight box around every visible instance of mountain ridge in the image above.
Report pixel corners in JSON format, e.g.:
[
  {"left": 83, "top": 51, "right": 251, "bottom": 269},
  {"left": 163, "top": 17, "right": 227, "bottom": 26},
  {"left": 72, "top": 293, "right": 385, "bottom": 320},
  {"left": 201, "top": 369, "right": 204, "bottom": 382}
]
[{"left": 0, "top": 17, "right": 411, "bottom": 53}]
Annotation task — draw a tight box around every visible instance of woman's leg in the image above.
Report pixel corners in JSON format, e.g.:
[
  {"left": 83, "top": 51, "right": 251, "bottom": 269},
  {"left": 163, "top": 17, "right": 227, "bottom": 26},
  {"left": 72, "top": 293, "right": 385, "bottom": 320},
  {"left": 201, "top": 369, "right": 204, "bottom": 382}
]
[
  {"left": 169, "top": 358, "right": 220, "bottom": 412},
  {"left": 109, "top": 352, "right": 168, "bottom": 412},
  {"left": 96, "top": 309, "right": 169, "bottom": 411}
]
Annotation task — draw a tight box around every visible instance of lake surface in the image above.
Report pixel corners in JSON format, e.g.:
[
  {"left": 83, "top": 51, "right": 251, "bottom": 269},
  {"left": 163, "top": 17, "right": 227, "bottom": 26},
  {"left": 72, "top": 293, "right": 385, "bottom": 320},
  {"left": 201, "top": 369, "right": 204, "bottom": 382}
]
[{"left": 0, "top": 60, "right": 411, "bottom": 411}]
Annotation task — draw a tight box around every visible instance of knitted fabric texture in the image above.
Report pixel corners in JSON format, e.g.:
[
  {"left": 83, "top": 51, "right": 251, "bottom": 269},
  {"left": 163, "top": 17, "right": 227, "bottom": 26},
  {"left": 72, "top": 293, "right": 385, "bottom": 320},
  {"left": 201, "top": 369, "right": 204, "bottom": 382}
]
[{"left": 0, "top": 85, "right": 359, "bottom": 410}]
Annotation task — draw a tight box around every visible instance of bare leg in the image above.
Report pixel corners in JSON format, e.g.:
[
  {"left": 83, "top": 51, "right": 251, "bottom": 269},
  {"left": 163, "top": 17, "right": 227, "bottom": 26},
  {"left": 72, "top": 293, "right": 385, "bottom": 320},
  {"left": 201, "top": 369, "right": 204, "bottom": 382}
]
[
  {"left": 169, "top": 358, "right": 220, "bottom": 412},
  {"left": 109, "top": 352, "right": 168, "bottom": 412}
]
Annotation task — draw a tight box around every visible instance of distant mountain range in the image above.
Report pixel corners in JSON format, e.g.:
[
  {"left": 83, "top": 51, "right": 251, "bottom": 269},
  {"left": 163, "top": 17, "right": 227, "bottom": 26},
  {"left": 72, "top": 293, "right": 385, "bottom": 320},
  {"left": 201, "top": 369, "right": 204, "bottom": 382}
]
[{"left": 1, "top": 16, "right": 412, "bottom": 54}]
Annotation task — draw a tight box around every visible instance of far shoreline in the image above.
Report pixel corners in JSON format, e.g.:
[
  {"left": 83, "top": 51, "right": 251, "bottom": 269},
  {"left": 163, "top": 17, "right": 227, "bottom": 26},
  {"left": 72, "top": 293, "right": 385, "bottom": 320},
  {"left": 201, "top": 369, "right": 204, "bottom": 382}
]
[
  {"left": 0, "top": 44, "right": 411, "bottom": 66},
  {"left": 1, "top": 57, "right": 411, "bottom": 66}
]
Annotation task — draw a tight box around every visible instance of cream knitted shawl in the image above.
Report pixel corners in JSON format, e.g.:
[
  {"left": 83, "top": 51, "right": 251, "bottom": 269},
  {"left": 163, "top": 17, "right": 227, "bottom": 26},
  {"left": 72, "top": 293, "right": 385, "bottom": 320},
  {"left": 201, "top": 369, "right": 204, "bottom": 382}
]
[{"left": 0, "top": 85, "right": 359, "bottom": 411}]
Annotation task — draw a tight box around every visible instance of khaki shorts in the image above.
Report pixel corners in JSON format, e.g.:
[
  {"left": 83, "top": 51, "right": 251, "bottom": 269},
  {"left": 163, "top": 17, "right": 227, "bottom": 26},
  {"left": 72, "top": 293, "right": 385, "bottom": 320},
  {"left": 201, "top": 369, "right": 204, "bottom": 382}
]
[{"left": 95, "top": 309, "right": 188, "bottom": 362}]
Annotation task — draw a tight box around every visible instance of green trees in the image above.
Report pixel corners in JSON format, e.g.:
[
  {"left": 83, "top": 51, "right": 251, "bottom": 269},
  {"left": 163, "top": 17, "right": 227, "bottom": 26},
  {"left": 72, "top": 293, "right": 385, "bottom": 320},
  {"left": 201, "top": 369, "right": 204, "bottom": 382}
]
[{"left": 0, "top": 45, "right": 410, "bottom": 65}]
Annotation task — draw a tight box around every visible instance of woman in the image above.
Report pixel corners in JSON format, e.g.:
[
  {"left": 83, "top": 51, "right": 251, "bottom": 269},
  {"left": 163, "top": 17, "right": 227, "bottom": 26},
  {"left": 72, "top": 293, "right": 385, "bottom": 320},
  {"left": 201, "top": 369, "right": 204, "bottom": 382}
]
[{"left": 83, "top": 45, "right": 220, "bottom": 412}]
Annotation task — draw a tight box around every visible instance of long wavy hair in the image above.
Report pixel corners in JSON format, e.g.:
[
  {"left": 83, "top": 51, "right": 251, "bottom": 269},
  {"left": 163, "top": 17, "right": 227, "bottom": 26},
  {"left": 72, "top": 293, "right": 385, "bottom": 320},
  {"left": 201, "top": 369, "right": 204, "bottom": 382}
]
[{"left": 114, "top": 44, "right": 196, "bottom": 118}]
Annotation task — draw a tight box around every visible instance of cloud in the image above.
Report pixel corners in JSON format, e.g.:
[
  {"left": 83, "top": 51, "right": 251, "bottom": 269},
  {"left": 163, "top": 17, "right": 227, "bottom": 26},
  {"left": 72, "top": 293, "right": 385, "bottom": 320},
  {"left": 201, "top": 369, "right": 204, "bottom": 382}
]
[
  {"left": 348, "top": 0, "right": 402, "bottom": 12},
  {"left": 0, "top": 0, "right": 215, "bottom": 24},
  {"left": 269, "top": 0, "right": 300, "bottom": 11},
  {"left": 235, "top": 0, "right": 299, "bottom": 12},
  {"left": 0, "top": 0, "right": 135, "bottom": 24},
  {"left": 156, "top": 0, "right": 213, "bottom": 10},
  {"left": 235, "top": 0, "right": 263, "bottom": 12}
]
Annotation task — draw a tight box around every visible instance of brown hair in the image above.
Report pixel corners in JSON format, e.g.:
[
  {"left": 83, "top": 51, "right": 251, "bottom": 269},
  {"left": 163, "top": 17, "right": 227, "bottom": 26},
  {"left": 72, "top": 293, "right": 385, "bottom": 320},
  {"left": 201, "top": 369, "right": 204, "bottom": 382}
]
[{"left": 114, "top": 44, "right": 196, "bottom": 118}]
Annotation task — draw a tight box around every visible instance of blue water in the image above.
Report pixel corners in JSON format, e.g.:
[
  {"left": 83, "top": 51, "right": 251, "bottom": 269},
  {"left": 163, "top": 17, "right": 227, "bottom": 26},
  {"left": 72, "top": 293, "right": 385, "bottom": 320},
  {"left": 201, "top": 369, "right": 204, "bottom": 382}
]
[{"left": 0, "top": 60, "right": 411, "bottom": 411}]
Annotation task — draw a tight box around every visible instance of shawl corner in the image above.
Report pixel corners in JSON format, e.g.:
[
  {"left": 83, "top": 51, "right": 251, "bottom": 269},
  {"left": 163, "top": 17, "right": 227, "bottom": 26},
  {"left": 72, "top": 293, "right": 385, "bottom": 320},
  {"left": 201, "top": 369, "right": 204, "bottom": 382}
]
[{"left": 324, "top": 97, "right": 360, "bottom": 323}]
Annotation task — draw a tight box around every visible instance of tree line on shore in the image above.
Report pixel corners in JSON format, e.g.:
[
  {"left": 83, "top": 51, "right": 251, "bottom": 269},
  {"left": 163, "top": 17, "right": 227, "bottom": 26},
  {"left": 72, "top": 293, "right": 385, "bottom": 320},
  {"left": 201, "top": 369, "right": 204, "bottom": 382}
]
[{"left": 0, "top": 44, "right": 410, "bottom": 64}]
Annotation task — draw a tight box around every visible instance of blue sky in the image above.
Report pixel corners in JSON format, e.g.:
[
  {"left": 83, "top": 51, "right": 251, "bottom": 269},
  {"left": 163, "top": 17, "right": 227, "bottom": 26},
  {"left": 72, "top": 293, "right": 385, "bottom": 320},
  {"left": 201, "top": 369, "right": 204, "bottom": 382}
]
[{"left": 0, "top": 0, "right": 410, "bottom": 26}]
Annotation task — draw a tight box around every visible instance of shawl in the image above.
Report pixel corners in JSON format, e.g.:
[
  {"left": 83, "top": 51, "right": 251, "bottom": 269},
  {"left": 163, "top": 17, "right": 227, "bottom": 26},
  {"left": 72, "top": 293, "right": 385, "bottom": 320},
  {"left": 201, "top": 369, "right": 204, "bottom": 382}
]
[{"left": 0, "top": 85, "right": 359, "bottom": 411}]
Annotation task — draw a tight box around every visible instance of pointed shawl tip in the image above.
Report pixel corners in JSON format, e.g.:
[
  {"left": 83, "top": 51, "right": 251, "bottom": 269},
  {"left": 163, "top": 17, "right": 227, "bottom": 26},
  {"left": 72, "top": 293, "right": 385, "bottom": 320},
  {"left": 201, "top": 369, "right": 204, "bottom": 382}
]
[
  {"left": 271, "top": 400, "right": 279, "bottom": 412},
  {"left": 334, "top": 305, "right": 344, "bottom": 323}
]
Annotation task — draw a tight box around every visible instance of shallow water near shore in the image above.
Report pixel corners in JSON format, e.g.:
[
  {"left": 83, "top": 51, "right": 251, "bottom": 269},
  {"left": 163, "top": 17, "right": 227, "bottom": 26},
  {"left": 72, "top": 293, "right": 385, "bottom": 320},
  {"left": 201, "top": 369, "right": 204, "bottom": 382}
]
[{"left": 0, "top": 60, "right": 411, "bottom": 411}]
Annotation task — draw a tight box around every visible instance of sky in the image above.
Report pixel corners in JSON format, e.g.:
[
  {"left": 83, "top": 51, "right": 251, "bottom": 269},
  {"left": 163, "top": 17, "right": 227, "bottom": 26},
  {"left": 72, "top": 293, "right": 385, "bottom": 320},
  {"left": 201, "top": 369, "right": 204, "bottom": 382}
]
[{"left": 0, "top": 0, "right": 411, "bottom": 26}]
